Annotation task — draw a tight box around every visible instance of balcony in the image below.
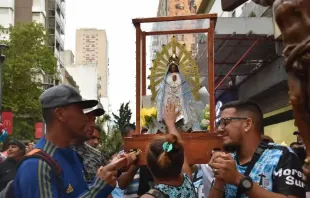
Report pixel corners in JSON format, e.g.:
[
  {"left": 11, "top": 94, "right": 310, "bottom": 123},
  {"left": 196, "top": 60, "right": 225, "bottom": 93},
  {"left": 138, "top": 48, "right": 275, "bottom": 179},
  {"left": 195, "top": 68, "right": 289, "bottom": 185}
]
[
  {"left": 55, "top": 49, "right": 64, "bottom": 67},
  {"left": 55, "top": 12, "right": 65, "bottom": 34},
  {"left": 0, "top": 0, "right": 14, "bottom": 9},
  {"left": 56, "top": 0, "right": 65, "bottom": 17},
  {"left": 55, "top": 29, "right": 64, "bottom": 49}
]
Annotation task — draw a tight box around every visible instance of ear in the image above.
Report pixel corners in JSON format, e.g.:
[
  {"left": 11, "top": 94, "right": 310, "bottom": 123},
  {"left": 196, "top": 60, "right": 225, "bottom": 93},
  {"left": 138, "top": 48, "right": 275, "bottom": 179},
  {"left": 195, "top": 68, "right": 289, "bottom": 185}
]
[
  {"left": 244, "top": 118, "right": 253, "bottom": 132},
  {"left": 55, "top": 108, "right": 65, "bottom": 122}
]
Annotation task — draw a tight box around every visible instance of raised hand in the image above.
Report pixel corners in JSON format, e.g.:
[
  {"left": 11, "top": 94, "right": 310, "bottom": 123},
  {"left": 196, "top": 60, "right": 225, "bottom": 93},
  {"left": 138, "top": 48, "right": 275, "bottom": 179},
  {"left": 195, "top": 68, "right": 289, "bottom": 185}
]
[{"left": 164, "top": 103, "right": 179, "bottom": 127}]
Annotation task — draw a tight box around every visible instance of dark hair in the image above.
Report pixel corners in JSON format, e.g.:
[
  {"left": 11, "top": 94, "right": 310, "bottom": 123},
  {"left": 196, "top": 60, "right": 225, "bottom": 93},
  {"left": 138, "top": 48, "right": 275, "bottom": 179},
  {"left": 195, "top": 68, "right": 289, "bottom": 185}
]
[
  {"left": 42, "top": 108, "right": 55, "bottom": 125},
  {"left": 146, "top": 134, "right": 184, "bottom": 179},
  {"left": 290, "top": 142, "right": 302, "bottom": 148},
  {"left": 290, "top": 142, "right": 306, "bottom": 162},
  {"left": 7, "top": 139, "right": 26, "bottom": 155},
  {"left": 122, "top": 124, "right": 136, "bottom": 137},
  {"left": 220, "top": 100, "right": 264, "bottom": 134},
  {"left": 261, "top": 135, "right": 274, "bottom": 143},
  {"left": 168, "top": 63, "right": 179, "bottom": 73}
]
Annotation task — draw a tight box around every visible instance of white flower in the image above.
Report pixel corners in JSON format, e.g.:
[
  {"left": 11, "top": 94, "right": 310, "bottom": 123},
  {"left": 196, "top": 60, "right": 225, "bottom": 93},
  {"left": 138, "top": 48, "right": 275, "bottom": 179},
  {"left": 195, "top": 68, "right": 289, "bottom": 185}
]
[{"left": 200, "top": 119, "right": 210, "bottom": 127}]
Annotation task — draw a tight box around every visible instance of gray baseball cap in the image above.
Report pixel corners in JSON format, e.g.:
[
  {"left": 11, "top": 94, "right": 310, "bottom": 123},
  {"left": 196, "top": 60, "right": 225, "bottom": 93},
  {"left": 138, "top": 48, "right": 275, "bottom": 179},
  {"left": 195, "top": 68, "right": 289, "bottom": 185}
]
[
  {"left": 39, "top": 85, "right": 98, "bottom": 109},
  {"left": 83, "top": 102, "right": 105, "bottom": 116}
]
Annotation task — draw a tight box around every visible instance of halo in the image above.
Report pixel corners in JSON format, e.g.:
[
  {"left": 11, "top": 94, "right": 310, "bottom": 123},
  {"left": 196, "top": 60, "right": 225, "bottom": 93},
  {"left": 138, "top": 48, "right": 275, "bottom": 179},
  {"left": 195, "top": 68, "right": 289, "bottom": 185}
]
[{"left": 149, "top": 36, "right": 201, "bottom": 101}]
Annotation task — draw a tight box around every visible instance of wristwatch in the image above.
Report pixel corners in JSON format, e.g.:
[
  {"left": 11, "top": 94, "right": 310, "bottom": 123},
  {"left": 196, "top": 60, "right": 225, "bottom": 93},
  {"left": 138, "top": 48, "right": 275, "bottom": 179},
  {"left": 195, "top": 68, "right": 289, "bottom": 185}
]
[{"left": 238, "top": 176, "right": 253, "bottom": 194}]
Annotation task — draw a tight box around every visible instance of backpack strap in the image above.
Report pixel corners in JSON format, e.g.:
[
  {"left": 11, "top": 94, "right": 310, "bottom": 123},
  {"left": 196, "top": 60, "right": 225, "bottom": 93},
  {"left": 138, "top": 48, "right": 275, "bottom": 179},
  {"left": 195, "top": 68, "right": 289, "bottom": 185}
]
[
  {"left": 146, "top": 188, "right": 169, "bottom": 198},
  {"left": 18, "top": 149, "right": 62, "bottom": 179}
]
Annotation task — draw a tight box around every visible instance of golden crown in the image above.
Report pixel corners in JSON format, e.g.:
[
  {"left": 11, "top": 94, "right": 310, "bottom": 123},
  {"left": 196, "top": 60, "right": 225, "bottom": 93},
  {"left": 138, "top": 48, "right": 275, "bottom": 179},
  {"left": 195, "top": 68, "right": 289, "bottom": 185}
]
[{"left": 168, "top": 54, "right": 180, "bottom": 66}]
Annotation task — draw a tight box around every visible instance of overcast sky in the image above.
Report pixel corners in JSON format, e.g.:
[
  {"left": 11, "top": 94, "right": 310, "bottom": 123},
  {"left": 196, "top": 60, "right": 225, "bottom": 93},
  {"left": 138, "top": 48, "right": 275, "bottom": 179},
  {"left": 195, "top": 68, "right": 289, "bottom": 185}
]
[{"left": 65, "top": 0, "right": 159, "bottom": 120}]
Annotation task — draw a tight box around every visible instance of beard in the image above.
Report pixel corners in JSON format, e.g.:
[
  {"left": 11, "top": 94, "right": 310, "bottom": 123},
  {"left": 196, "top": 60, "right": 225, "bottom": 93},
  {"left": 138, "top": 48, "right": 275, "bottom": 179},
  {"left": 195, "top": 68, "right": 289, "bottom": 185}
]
[{"left": 223, "top": 142, "right": 240, "bottom": 153}]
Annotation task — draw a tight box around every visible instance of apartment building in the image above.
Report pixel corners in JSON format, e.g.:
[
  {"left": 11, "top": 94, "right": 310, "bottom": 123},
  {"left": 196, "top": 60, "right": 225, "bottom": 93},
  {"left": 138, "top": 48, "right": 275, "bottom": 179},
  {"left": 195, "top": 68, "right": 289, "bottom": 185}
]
[
  {"left": 0, "top": 0, "right": 66, "bottom": 88},
  {"left": 75, "top": 28, "right": 108, "bottom": 98},
  {"left": 151, "top": 0, "right": 202, "bottom": 60}
]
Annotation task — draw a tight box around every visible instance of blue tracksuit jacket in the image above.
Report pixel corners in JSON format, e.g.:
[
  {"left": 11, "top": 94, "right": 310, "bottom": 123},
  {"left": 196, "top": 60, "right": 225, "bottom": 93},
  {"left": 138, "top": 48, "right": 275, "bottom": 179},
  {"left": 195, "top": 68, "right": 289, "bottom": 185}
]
[{"left": 14, "top": 137, "right": 114, "bottom": 198}]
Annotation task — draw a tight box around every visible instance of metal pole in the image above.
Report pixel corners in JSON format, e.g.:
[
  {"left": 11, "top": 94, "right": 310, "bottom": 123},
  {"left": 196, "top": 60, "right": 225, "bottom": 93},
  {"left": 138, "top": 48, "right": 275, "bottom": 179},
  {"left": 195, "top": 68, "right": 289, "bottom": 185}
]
[
  {"left": 0, "top": 55, "right": 5, "bottom": 122},
  {"left": 214, "top": 38, "right": 260, "bottom": 90}
]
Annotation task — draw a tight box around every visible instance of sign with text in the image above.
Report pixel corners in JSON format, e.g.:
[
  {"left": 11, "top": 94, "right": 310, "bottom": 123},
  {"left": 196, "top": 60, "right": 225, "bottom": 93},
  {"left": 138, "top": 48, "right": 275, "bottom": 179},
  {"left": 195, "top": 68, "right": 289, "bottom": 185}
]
[
  {"left": 35, "top": 122, "right": 44, "bottom": 139},
  {"left": 2, "top": 112, "right": 13, "bottom": 135}
]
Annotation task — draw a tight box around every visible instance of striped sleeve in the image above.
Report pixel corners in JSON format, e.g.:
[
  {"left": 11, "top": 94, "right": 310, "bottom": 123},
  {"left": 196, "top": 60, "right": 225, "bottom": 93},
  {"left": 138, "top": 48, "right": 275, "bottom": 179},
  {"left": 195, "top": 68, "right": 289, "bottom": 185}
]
[
  {"left": 14, "top": 158, "right": 58, "bottom": 198},
  {"left": 78, "top": 176, "right": 114, "bottom": 198}
]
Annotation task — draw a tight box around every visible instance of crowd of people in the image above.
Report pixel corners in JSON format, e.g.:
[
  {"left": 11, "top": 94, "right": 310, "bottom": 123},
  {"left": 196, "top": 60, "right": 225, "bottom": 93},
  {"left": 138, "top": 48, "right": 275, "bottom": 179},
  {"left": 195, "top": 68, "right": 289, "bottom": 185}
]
[{"left": 0, "top": 85, "right": 308, "bottom": 198}]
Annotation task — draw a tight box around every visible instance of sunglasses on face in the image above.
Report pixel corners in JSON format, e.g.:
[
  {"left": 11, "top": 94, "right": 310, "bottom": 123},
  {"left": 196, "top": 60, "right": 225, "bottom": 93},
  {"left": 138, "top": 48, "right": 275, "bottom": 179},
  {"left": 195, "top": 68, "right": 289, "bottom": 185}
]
[{"left": 216, "top": 117, "right": 248, "bottom": 129}]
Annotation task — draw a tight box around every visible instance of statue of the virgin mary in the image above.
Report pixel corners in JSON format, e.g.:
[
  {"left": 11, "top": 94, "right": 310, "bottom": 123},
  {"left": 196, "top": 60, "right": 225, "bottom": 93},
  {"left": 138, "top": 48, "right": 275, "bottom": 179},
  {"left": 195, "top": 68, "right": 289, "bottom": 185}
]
[
  {"left": 149, "top": 36, "right": 208, "bottom": 132},
  {"left": 156, "top": 54, "right": 194, "bottom": 124}
]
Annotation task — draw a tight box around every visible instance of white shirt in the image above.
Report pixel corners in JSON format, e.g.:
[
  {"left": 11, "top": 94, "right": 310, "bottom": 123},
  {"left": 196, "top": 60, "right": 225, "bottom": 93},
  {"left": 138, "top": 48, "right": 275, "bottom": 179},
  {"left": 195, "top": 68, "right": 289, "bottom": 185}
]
[{"left": 197, "top": 164, "right": 214, "bottom": 198}]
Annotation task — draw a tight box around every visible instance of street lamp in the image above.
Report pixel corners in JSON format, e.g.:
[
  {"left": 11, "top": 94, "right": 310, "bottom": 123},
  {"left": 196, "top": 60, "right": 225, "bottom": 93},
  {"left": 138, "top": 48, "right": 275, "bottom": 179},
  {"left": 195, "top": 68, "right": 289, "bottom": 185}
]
[{"left": 0, "top": 44, "right": 9, "bottom": 122}]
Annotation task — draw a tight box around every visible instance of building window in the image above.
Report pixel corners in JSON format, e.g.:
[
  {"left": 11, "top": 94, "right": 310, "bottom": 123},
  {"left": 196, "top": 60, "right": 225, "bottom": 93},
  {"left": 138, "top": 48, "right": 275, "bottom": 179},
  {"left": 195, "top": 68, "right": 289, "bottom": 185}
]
[{"left": 181, "top": 34, "right": 184, "bottom": 41}]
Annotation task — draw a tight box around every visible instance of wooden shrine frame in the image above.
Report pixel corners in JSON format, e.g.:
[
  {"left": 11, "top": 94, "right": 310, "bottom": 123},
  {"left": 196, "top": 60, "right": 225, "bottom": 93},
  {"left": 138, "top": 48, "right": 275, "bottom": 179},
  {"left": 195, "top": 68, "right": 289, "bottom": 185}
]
[{"left": 124, "top": 14, "right": 223, "bottom": 165}]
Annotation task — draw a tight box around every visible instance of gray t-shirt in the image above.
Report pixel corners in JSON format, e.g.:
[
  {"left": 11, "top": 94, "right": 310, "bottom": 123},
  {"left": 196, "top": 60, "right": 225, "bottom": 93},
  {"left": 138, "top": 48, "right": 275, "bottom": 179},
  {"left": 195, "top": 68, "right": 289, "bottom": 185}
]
[{"left": 71, "top": 142, "right": 106, "bottom": 183}]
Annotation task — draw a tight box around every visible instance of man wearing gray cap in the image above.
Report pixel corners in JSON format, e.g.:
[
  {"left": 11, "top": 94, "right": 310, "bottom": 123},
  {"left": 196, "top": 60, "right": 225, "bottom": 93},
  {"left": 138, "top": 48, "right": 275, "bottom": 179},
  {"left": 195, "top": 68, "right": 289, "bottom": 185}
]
[
  {"left": 71, "top": 102, "right": 108, "bottom": 183},
  {"left": 13, "top": 85, "right": 117, "bottom": 198}
]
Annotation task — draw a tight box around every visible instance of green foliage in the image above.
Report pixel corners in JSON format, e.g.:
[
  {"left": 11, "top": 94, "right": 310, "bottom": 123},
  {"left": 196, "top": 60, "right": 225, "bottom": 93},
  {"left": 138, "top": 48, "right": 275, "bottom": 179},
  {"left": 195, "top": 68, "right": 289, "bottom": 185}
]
[
  {"left": 248, "top": 11, "right": 256, "bottom": 17},
  {"left": 96, "top": 114, "right": 111, "bottom": 134},
  {"left": 97, "top": 127, "right": 123, "bottom": 159},
  {"left": 112, "top": 102, "right": 133, "bottom": 134},
  {"left": 0, "top": 23, "right": 57, "bottom": 140}
]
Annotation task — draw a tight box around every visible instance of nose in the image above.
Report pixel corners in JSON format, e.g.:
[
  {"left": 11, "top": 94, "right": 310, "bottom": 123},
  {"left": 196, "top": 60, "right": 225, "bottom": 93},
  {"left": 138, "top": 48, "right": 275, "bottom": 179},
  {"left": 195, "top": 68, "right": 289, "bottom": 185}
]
[{"left": 216, "top": 126, "right": 225, "bottom": 134}]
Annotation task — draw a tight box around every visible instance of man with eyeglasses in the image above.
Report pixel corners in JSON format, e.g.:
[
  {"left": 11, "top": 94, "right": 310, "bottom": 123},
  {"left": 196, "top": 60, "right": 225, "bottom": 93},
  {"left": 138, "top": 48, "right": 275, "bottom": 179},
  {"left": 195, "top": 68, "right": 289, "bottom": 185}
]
[{"left": 208, "top": 100, "right": 305, "bottom": 198}]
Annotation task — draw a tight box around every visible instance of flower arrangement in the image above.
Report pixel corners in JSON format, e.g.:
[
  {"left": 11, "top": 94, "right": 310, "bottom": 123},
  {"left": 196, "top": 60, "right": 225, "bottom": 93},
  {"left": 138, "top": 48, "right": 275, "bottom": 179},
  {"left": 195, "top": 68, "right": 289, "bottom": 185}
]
[
  {"left": 200, "top": 104, "right": 210, "bottom": 131},
  {"left": 141, "top": 107, "right": 158, "bottom": 133}
]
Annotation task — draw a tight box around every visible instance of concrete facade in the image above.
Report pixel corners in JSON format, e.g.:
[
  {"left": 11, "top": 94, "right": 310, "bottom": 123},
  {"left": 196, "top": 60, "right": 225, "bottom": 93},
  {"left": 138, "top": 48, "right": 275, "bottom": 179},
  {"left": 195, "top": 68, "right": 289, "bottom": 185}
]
[
  {"left": 14, "top": 0, "right": 32, "bottom": 24},
  {"left": 48, "top": 0, "right": 65, "bottom": 69},
  {"left": 75, "top": 28, "right": 108, "bottom": 98},
  {"left": 0, "top": 0, "right": 15, "bottom": 40},
  {"left": 65, "top": 64, "right": 100, "bottom": 100},
  {"left": 151, "top": 0, "right": 202, "bottom": 59}
]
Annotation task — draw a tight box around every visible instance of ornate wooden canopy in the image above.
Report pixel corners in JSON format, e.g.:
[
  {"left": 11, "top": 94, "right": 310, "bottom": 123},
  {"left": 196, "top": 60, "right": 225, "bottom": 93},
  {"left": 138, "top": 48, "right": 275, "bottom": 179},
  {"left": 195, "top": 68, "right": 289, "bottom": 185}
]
[{"left": 125, "top": 14, "right": 223, "bottom": 165}]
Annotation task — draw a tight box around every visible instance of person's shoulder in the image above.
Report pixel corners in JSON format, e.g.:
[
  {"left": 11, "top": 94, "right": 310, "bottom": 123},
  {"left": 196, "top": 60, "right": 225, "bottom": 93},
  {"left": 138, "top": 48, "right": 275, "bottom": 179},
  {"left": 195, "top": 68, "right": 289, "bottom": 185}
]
[
  {"left": 15, "top": 158, "right": 51, "bottom": 188},
  {"left": 266, "top": 143, "right": 295, "bottom": 156},
  {"left": 140, "top": 194, "right": 155, "bottom": 198},
  {"left": 84, "top": 142, "right": 102, "bottom": 155},
  {"left": 17, "top": 157, "right": 40, "bottom": 171},
  {"left": 17, "top": 158, "right": 54, "bottom": 179}
]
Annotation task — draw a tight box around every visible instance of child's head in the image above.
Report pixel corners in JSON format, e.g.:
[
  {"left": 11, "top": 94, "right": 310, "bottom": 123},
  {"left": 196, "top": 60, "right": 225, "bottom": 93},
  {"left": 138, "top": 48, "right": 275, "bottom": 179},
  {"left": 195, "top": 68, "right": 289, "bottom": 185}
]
[{"left": 146, "top": 134, "right": 184, "bottom": 179}]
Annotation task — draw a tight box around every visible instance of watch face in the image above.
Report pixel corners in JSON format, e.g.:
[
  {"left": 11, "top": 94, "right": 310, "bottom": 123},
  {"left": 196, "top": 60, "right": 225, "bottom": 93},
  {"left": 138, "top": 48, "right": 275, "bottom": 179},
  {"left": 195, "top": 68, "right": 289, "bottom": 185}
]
[{"left": 242, "top": 179, "right": 252, "bottom": 189}]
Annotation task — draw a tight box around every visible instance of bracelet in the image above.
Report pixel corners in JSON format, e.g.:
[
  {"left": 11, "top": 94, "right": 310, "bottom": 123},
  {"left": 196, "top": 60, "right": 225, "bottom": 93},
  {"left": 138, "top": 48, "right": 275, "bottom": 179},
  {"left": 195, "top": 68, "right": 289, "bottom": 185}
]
[{"left": 213, "top": 185, "right": 225, "bottom": 192}]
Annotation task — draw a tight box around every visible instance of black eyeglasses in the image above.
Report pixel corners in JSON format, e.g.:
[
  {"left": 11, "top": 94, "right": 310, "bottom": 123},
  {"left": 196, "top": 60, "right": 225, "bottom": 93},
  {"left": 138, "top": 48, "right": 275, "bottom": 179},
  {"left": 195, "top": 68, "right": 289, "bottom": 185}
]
[{"left": 217, "top": 117, "right": 248, "bottom": 129}]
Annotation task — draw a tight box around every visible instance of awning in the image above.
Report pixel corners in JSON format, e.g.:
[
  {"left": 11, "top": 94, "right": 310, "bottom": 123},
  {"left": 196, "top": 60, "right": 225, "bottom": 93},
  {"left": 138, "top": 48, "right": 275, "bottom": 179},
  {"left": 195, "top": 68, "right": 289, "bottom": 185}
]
[{"left": 196, "top": 17, "right": 277, "bottom": 98}]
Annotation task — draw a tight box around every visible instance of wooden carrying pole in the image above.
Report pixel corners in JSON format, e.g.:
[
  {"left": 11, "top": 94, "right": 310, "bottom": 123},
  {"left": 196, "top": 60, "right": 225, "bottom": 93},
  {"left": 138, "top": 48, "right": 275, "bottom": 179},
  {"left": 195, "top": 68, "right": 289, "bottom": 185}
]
[
  {"left": 135, "top": 23, "right": 142, "bottom": 134},
  {"left": 208, "top": 19, "right": 215, "bottom": 132}
]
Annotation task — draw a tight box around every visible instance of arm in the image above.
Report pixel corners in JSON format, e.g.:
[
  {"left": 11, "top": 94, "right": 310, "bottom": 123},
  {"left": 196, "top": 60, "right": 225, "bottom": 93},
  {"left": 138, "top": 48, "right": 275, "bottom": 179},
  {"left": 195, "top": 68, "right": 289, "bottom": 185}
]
[
  {"left": 117, "top": 165, "right": 139, "bottom": 189},
  {"left": 208, "top": 179, "right": 225, "bottom": 198},
  {"left": 165, "top": 103, "right": 191, "bottom": 178},
  {"left": 210, "top": 151, "right": 305, "bottom": 198},
  {"left": 14, "top": 159, "right": 114, "bottom": 198}
]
